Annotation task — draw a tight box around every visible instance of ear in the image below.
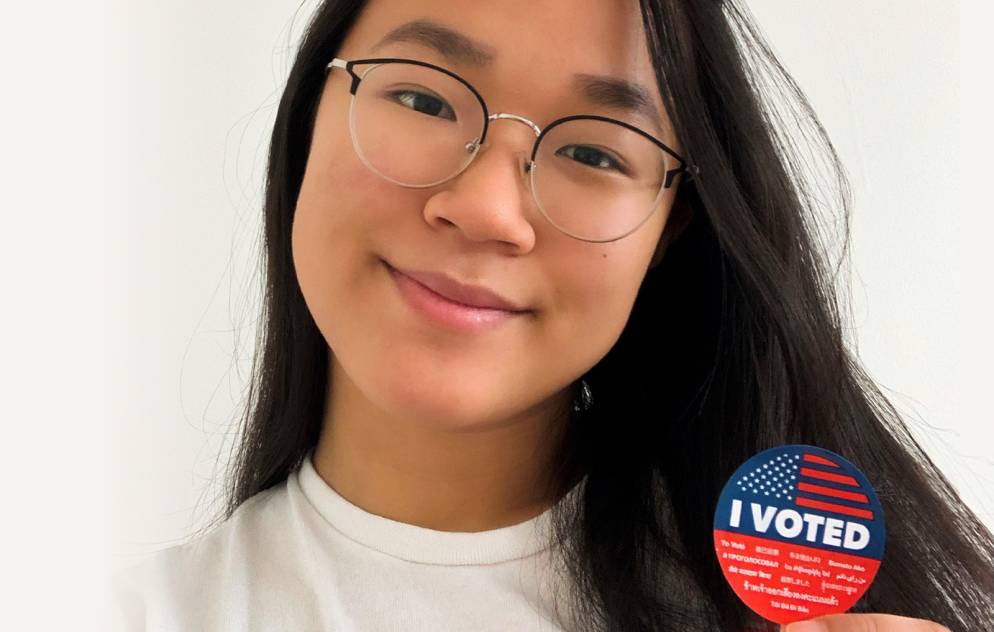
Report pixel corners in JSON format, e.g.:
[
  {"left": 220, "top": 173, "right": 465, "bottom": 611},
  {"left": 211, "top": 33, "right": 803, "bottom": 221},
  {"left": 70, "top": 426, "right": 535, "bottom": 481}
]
[{"left": 649, "top": 192, "right": 693, "bottom": 270}]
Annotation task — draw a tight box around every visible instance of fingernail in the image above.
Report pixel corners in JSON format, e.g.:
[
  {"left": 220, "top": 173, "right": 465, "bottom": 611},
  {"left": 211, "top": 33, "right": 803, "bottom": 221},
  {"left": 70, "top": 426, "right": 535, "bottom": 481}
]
[{"left": 784, "top": 622, "right": 827, "bottom": 632}]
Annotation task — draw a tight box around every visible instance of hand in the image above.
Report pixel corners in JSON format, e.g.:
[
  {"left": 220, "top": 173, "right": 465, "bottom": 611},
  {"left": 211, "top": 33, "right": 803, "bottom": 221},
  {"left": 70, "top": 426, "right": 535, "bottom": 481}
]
[{"left": 781, "top": 614, "right": 951, "bottom": 632}]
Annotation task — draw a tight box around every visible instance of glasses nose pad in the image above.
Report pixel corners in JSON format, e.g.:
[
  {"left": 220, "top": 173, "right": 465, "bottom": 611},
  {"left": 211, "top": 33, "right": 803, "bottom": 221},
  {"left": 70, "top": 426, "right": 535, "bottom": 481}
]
[{"left": 463, "top": 136, "right": 536, "bottom": 181}]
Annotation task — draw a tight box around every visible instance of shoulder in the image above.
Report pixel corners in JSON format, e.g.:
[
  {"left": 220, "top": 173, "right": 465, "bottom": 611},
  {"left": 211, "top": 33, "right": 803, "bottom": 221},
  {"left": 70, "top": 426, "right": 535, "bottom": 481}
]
[{"left": 109, "top": 482, "right": 291, "bottom": 631}]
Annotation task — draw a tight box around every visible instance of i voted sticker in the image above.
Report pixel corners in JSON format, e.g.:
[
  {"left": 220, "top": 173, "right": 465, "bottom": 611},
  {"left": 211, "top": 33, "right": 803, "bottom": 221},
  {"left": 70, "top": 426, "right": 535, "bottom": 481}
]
[{"left": 713, "top": 444, "right": 885, "bottom": 625}]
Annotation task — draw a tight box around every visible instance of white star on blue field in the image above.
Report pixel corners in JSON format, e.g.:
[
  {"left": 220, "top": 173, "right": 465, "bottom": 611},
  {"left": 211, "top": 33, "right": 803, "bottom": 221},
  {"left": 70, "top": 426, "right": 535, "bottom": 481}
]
[{"left": 737, "top": 454, "right": 799, "bottom": 500}]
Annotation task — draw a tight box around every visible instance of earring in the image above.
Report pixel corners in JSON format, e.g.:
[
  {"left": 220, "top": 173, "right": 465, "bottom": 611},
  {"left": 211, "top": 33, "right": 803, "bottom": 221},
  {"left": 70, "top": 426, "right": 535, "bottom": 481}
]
[{"left": 572, "top": 378, "right": 593, "bottom": 412}]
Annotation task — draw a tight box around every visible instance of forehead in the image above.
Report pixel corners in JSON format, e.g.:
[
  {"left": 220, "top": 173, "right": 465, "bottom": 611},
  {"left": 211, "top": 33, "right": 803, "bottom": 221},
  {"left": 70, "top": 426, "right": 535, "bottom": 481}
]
[{"left": 339, "top": 0, "right": 672, "bottom": 136}]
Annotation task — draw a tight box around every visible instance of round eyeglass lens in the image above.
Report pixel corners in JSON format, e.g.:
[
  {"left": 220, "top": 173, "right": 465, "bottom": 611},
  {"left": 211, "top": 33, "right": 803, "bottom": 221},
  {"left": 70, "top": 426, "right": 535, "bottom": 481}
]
[
  {"left": 348, "top": 61, "right": 485, "bottom": 187},
  {"left": 531, "top": 118, "right": 674, "bottom": 242}
]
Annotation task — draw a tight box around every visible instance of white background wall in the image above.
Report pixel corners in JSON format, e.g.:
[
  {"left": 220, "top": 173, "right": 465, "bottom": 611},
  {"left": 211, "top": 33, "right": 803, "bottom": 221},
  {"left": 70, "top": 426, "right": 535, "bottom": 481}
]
[{"left": 0, "top": 2, "right": 989, "bottom": 629}]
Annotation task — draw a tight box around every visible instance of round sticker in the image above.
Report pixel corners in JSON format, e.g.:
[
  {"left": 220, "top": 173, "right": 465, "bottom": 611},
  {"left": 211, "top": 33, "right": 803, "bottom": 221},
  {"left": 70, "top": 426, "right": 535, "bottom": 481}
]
[{"left": 713, "top": 444, "right": 885, "bottom": 625}]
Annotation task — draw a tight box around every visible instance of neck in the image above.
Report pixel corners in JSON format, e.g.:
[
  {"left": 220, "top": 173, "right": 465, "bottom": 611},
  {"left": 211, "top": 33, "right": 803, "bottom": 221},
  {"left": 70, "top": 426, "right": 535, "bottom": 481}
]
[{"left": 311, "top": 353, "right": 574, "bottom": 532}]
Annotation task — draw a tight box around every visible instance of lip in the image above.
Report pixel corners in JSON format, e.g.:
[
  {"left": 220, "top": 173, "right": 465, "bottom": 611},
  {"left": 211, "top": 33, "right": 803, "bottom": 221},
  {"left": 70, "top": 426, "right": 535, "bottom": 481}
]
[
  {"left": 384, "top": 259, "right": 530, "bottom": 332},
  {"left": 383, "top": 259, "right": 531, "bottom": 312}
]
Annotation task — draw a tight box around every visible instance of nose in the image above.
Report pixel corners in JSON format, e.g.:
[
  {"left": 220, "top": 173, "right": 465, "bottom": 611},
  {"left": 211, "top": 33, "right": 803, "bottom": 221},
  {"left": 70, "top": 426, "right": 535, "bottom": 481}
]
[{"left": 421, "top": 115, "right": 541, "bottom": 251}]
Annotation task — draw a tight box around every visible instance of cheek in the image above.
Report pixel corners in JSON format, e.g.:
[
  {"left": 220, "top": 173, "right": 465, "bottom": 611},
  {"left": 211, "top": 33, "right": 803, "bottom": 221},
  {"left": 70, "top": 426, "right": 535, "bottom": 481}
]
[
  {"left": 293, "top": 118, "right": 401, "bottom": 262},
  {"left": 291, "top": 139, "right": 379, "bottom": 350},
  {"left": 578, "top": 274, "right": 640, "bottom": 349},
  {"left": 536, "top": 259, "right": 646, "bottom": 384}
]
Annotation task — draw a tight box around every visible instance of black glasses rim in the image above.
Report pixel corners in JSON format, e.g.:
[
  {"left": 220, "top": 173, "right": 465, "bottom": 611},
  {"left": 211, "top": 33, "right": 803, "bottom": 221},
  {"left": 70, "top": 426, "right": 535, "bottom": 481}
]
[{"left": 327, "top": 56, "right": 699, "bottom": 186}]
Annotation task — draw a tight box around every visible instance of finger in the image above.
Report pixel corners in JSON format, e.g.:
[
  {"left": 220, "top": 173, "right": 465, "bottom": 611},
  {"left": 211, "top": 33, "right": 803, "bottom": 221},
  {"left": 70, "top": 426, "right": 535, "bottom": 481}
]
[{"left": 782, "top": 613, "right": 951, "bottom": 632}]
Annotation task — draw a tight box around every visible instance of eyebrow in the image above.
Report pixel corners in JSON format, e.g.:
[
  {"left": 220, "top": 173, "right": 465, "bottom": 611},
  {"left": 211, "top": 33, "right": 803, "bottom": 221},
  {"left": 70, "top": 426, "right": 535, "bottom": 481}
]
[{"left": 370, "top": 19, "right": 666, "bottom": 133}]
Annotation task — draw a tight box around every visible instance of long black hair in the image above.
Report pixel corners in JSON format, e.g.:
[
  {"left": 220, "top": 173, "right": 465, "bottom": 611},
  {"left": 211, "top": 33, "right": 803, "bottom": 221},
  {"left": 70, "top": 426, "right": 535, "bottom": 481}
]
[{"left": 197, "top": 1, "right": 994, "bottom": 630}]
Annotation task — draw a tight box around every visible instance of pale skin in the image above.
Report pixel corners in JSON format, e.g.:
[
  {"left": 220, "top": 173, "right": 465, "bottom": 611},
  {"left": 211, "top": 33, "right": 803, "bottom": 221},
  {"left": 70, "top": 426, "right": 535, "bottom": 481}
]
[{"left": 291, "top": 1, "right": 950, "bottom": 629}]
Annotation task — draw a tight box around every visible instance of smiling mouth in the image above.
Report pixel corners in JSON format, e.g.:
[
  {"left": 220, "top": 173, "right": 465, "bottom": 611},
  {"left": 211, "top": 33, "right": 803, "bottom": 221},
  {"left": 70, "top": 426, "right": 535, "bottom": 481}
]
[
  {"left": 383, "top": 258, "right": 529, "bottom": 332},
  {"left": 381, "top": 258, "right": 531, "bottom": 313}
]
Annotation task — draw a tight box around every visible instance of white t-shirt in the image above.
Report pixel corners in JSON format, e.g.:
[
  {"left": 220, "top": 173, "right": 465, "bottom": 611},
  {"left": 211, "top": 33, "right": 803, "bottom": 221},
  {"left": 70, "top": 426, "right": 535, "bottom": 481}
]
[{"left": 110, "top": 449, "right": 586, "bottom": 631}]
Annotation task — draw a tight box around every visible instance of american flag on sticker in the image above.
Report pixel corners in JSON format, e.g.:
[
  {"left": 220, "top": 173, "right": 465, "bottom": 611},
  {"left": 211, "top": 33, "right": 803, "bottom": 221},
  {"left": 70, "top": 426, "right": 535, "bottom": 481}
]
[{"left": 735, "top": 451, "right": 875, "bottom": 521}]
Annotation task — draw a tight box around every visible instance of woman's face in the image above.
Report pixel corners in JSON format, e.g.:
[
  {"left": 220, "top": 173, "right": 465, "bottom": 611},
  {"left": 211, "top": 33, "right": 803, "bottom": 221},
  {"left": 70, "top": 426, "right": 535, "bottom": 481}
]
[{"left": 292, "top": 0, "right": 685, "bottom": 429}]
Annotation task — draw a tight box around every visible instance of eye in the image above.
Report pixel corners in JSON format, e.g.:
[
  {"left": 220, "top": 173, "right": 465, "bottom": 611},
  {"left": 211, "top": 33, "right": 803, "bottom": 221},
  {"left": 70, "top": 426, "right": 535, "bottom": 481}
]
[
  {"left": 386, "top": 88, "right": 457, "bottom": 121},
  {"left": 555, "top": 145, "right": 628, "bottom": 174}
]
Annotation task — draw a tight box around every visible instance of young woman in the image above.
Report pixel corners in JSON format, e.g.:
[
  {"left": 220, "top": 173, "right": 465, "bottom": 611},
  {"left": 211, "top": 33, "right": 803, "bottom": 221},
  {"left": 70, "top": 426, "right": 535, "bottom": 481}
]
[{"left": 112, "top": 0, "right": 994, "bottom": 630}]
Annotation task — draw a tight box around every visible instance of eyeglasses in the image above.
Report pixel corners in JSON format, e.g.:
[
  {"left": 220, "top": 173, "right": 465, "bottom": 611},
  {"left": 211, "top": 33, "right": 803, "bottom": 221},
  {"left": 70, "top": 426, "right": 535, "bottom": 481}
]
[{"left": 325, "top": 56, "right": 700, "bottom": 243}]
